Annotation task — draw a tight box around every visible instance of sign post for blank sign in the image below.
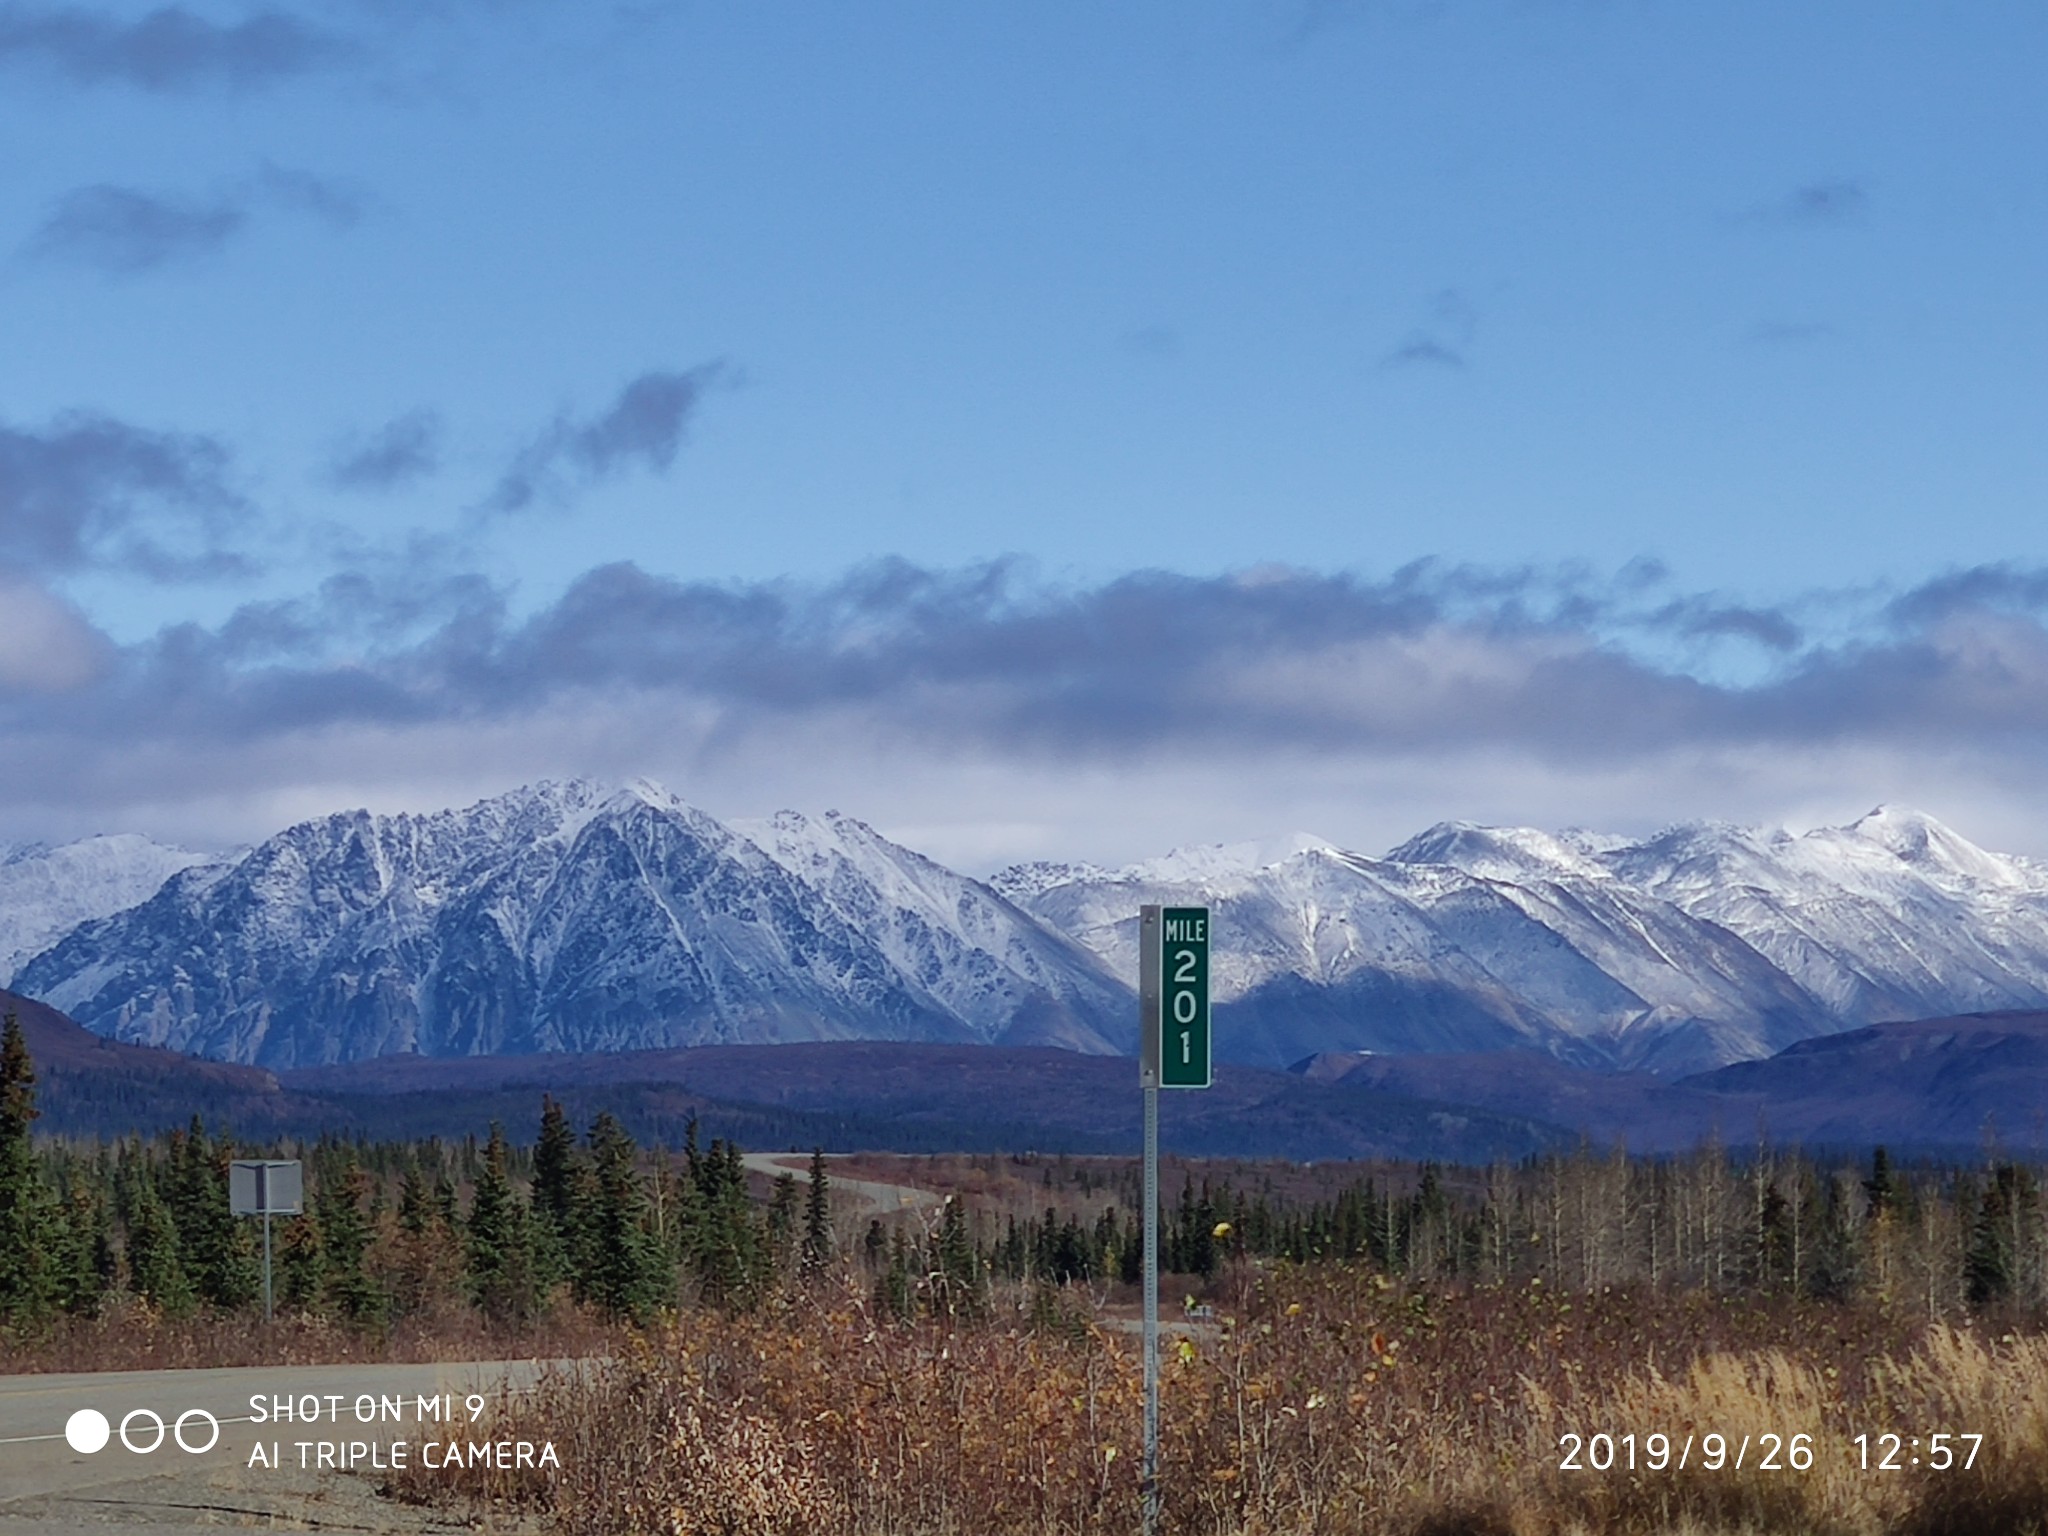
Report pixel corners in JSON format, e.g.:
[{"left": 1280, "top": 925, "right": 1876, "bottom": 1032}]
[
  {"left": 230, "top": 1159, "right": 302, "bottom": 1323},
  {"left": 1139, "top": 903, "right": 1210, "bottom": 1536}
]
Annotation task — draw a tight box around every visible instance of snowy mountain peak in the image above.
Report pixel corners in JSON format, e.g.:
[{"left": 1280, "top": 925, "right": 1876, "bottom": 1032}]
[
  {"left": 1846, "top": 804, "right": 2028, "bottom": 888},
  {"left": 988, "top": 859, "right": 1116, "bottom": 905},
  {"left": 1123, "top": 831, "right": 1342, "bottom": 886},
  {"left": 614, "top": 777, "right": 685, "bottom": 812},
  {"left": 480, "top": 777, "right": 690, "bottom": 851},
  {"left": 1386, "top": 822, "right": 1611, "bottom": 883}
]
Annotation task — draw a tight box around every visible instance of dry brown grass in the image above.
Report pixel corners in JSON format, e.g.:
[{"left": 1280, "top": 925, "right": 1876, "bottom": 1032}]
[
  {"left": 1518, "top": 1324, "right": 2048, "bottom": 1536},
  {"left": 377, "top": 1267, "right": 2048, "bottom": 1535},
  {"left": 1869, "top": 1327, "right": 2048, "bottom": 1536}
]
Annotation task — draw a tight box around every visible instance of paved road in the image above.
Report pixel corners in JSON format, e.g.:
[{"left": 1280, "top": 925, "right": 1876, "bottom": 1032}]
[
  {"left": 0, "top": 1359, "right": 550, "bottom": 1533},
  {"left": 741, "top": 1151, "right": 944, "bottom": 1218}
]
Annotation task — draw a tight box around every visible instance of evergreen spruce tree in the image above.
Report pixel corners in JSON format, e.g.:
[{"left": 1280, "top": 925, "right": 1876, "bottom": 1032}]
[
  {"left": 1864, "top": 1147, "right": 1896, "bottom": 1219},
  {"left": 801, "top": 1149, "right": 833, "bottom": 1279},
  {"left": 50, "top": 1173, "right": 115, "bottom": 1318},
  {"left": 1966, "top": 1163, "right": 2036, "bottom": 1308},
  {"left": 875, "top": 1226, "right": 915, "bottom": 1322},
  {"left": 1165, "top": 1181, "right": 1188, "bottom": 1272},
  {"left": 398, "top": 1165, "right": 433, "bottom": 1237},
  {"left": 1119, "top": 1216, "right": 1143, "bottom": 1285},
  {"left": 315, "top": 1152, "right": 388, "bottom": 1325},
  {"left": 390, "top": 1162, "right": 462, "bottom": 1318},
  {"left": 1806, "top": 1169, "right": 1866, "bottom": 1302},
  {"left": 530, "top": 1096, "right": 580, "bottom": 1291},
  {"left": 862, "top": 1218, "right": 888, "bottom": 1272},
  {"left": 682, "top": 1116, "right": 704, "bottom": 1198},
  {"left": 693, "top": 1138, "right": 762, "bottom": 1310},
  {"left": 582, "top": 1113, "right": 668, "bottom": 1321},
  {"left": 275, "top": 1216, "right": 322, "bottom": 1313},
  {"left": 0, "top": 1014, "right": 55, "bottom": 1327},
  {"left": 466, "top": 1123, "right": 539, "bottom": 1324},
  {"left": 932, "top": 1196, "right": 984, "bottom": 1317},
  {"left": 531, "top": 1097, "right": 577, "bottom": 1227},
  {"left": 435, "top": 1170, "right": 461, "bottom": 1229},
  {"left": 124, "top": 1172, "right": 196, "bottom": 1315},
  {"left": 1750, "top": 1180, "right": 1794, "bottom": 1292},
  {"left": 163, "top": 1120, "right": 258, "bottom": 1311},
  {"left": 1093, "top": 1206, "right": 1120, "bottom": 1279},
  {"left": 1185, "top": 1181, "right": 1218, "bottom": 1278}
]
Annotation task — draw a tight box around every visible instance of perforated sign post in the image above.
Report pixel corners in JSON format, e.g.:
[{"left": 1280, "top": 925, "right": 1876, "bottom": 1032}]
[
  {"left": 1139, "top": 903, "right": 1211, "bottom": 1536},
  {"left": 230, "top": 1159, "right": 302, "bottom": 1324}
]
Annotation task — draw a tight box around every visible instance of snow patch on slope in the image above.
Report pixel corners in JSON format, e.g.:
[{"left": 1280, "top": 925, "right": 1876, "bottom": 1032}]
[{"left": 0, "top": 835, "right": 218, "bottom": 985}]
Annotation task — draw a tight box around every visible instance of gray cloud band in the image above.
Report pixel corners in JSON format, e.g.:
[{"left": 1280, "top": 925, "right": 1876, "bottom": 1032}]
[
  {"left": 325, "top": 411, "right": 443, "bottom": 493},
  {"left": 8, "top": 560, "right": 2048, "bottom": 767},
  {"left": 0, "top": 4, "right": 356, "bottom": 91},
  {"left": 22, "top": 165, "right": 366, "bottom": 275},
  {"left": 479, "top": 365, "right": 730, "bottom": 516},
  {"left": 0, "top": 412, "right": 252, "bottom": 578}
]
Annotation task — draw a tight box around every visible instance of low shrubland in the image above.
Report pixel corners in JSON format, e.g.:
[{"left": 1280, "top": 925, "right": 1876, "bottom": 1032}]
[{"left": 406, "top": 1266, "right": 2048, "bottom": 1536}]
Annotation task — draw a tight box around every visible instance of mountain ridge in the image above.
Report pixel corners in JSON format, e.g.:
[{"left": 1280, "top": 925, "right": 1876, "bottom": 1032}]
[
  {"left": 13, "top": 785, "right": 2048, "bottom": 1077},
  {"left": 15, "top": 781, "right": 1128, "bottom": 1068},
  {"left": 996, "top": 803, "right": 2048, "bottom": 1073}
]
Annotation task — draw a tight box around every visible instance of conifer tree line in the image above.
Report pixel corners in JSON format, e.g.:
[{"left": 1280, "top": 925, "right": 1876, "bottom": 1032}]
[
  {"left": 978, "top": 1143, "right": 2048, "bottom": 1317},
  {"left": 0, "top": 1015, "right": 837, "bottom": 1335},
  {"left": 6, "top": 1013, "right": 2048, "bottom": 1338}
]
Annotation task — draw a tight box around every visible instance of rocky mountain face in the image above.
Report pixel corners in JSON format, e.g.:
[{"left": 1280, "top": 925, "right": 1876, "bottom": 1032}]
[
  {"left": 16, "top": 782, "right": 1128, "bottom": 1068},
  {"left": 12, "top": 786, "right": 2048, "bottom": 1078}
]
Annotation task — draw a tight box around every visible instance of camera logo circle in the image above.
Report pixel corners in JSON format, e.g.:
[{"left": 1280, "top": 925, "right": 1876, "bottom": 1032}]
[
  {"left": 176, "top": 1410, "right": 222, "bottom": 1453},
  {"left": 64, "top": 1407, "right": 220, "bottom": 1456},
  {"left": 64, "top": 1409, "right": 110, "bottom": 1455},
  {"left": 119, "top": 1410, "right": 165, "bottom": 1454}
]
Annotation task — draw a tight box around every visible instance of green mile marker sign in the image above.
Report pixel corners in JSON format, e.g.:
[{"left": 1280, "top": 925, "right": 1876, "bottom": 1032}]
[
  {"left": 1141, "top": 904, "right": 1211, "bottom": 1089},
  {"left": 1138, "top": 903, "right": 1212, "bottom": 1535}
]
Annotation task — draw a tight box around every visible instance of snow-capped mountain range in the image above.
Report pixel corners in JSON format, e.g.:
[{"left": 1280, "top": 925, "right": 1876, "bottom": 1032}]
[
  {"left": 10, "top": 783, "right": 2048, "bottom": 1076},
  {"left": 999, "top": 805, "right": 2048, "bottom": 1073},
  {"left": 15, "top": 782, "right": 1128, "bottom": 1068}
]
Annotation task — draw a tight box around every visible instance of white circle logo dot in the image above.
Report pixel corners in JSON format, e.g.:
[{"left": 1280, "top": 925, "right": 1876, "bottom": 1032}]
[
  {"left": 65, "top": 1409, "right": 111, "bottom": 1454},
  {"left": 173, "top": 1409, "right": 220, "bottom": 1454}
]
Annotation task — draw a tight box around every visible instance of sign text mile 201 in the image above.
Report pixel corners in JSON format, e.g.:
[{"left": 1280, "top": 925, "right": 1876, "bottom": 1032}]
[{"left": 1142, "top": 904, "right": 1210, "bottom": 1088}]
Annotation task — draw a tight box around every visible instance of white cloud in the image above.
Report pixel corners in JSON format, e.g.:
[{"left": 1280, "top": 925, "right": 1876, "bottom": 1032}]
[{"left": 0, "top": 574, "right": 106, "bottom": 691}]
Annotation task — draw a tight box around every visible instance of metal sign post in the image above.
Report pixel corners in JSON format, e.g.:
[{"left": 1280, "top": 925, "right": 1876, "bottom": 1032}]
[
  {"left": 1139, "top": 904, "right": 1210, "bottom": 1536},
  {"left": 230, "top": 1159, "right": 303, "bottom": 1323}
]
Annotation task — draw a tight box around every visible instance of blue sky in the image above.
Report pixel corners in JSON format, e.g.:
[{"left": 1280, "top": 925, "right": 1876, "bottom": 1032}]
[{"left": 3, "top": 2, "right": 2047, "bottom": 866}]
